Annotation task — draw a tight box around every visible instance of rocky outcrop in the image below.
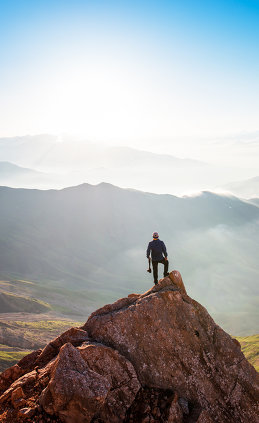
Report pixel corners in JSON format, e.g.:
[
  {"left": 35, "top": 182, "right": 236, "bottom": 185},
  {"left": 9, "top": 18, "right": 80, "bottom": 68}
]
[
  {"left": 39, "top": 341, "right": 140, "bottom": 423},
  {"left": 0, "top": 328, "right": 88, "bottom": 395},
  {"left": 0, "top": 271, "right": 258, "bottom": 423},
  {"left": 0, "top": 350, "right": 41, "bottom": 394}
]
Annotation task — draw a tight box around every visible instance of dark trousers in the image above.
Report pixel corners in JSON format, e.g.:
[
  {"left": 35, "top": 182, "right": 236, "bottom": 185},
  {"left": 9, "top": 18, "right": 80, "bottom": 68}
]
[{"left": 152, "top": 258, "right": 169, "bottom": 283}]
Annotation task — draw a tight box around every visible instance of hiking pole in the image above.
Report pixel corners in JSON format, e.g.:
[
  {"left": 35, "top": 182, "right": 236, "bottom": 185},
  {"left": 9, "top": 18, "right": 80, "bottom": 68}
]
[{"left": 147, "top": 257, "right": 151, "bottom": 273}]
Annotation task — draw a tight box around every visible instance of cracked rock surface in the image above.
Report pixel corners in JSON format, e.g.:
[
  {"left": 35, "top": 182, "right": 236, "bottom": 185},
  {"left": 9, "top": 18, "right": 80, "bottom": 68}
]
[{"left": 0, "top": 271, "right": 258, "bottom": 422}]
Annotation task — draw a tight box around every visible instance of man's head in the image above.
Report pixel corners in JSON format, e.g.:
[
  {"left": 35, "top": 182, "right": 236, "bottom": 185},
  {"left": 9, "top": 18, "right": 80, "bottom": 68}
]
[{"left": 153, "top": 231, "right": 159, "bottom": 239}]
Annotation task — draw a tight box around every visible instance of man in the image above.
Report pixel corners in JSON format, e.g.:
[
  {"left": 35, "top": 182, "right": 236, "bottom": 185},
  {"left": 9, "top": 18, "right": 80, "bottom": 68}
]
[{"left": 146, "top": 232, "right": 169, "bottom": 285}]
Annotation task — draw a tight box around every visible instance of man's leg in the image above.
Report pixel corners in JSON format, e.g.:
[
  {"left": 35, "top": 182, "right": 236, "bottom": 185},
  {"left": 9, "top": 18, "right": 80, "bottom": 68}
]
[
  {"left": 152, "top": 261, "right": 158, "bottom": 284},
  {"left": 162, "top": 258, "right": 169, "bottom": 277}
]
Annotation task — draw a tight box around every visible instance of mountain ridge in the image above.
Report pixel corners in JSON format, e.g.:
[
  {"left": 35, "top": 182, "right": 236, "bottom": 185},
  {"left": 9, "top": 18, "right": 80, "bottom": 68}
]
[
  {"left": 1, "top": 134, "right": 254, "bottom": 195},
  {"left": 0, "top": 183, "right": 258, "bottom": 335},
  {"left": 0, "top": 135, "right": 206, "bottom": 168},
  {"left": 0, "top": 161, "right": 57, "bottom": 190},
  {"left": 220, "top": 175, "right": 259, "bottom": 199}
]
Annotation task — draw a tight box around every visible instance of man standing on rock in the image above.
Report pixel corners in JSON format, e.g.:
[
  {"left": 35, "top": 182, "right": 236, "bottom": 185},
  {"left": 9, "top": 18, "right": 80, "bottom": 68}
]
[{"left": 146, "top": 232, "right": 169, "bottom": 285}]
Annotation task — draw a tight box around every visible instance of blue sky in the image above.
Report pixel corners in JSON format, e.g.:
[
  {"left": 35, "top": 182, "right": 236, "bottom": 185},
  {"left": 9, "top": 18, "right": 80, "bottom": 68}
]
[{"left": 0, "top": 0, "right": 259, "bottom": 148}]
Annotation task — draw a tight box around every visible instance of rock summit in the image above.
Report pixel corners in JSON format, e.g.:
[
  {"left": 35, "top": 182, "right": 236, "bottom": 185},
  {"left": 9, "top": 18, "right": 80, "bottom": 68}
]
[{"left": 0, "top": 271, "right": 258, "bottom": 422}]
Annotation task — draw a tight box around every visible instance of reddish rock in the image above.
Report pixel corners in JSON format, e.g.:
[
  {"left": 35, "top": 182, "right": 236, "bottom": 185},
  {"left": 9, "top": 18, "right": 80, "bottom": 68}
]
[
  {"left": 78, "top": 341, "right": 140, "bottom": 422},
  {"left": 0, "top": 365, "right": 23, "bottom": 395},
  {"left": 0, "top": 350, "right": 41, "bottom": 395},
  {"left": 17, "top": 406, "right": 36, "bottom": 419},
  {"left": 11, "top": 386, "right": 26, "bottom": 409},
  {"left": 84, "top": 275, "right": 259, "bottom": 422},
  {"left": 0, "top": 370, "right": 37, "bottom": 407},
  {"left": 124, "top": 387, "right": 179, "bottom": 422},
  {"left": 35, "top": 327, "right": 88, "bottom": 368},
  {"left": 38, "top": 341, "right": 140, "bottom": 423},
  {"left": 167, "top": 393, "right": 183, "bottom": 423},
  {"left": 0, "top": 271, "right": 258, "bottom": 423},
  {"left": 169, "top": 270, "right": 187, "bottom": 295},
  {"left": 40, "top": 343, "right": 111, "bottom": 422},
  {"left": 197, "top": 410, "right": 215, "bottom": 423},
  {"left": 86, "top": 295, "right": 140, "bottom": 321},
  {"left": 18, "top": 349, "right": 42, "bottom": 371}
]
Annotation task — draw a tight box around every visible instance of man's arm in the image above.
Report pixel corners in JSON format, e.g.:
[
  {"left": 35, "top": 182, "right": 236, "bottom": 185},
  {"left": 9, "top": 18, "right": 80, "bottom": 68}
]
[
  {"left": 146, "top": 242, "right": 151, "bottom": 258},
  {"left": 162, "top": 241, "right": 168, "bottom": 258}
]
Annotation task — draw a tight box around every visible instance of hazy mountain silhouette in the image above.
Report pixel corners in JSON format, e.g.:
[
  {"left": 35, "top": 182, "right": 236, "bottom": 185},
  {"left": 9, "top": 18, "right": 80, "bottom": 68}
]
[
  {"left": 220, "top": 175, "right": 259, "bottom": 199},
  {"left": 0, "top": 135, "right": 204, "bottom": 169},
  {"left": 0, "top": 162, "right": 55, "bottom": 188},
  {"left": 0, "top": 162, "right": 40, "bottom": 177},
  {"left": 0, "top": 134, "right": 250, "bottom": 195},
  {"left": 249, "top": 198, "right": 259, "bottom": 207},
  {"left": 0, "top": 183, "right": 258, "bottom": 335}
]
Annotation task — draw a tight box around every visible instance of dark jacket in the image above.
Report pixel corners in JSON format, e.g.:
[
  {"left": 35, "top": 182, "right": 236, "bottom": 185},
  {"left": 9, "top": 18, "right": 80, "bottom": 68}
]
[{"left": 146, "top": 239, "right": 168, "bottom": 261}]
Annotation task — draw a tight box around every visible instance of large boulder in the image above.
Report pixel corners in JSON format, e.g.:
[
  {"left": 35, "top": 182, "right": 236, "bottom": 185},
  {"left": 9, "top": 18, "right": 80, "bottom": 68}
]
[
  {"left": 40, "top": 342, "right": 111, "bottom": 423},
  {"left": 35, "top": 327, "right": 89, "bottom": 368},
  {"left": 78, "top": 341, "right": 141, "bottom": 422},
  {"left": 83, "top": 272, "right": 258, "bottom": 422},
  {"left": 39, "top": 341, "right": 140, "bottom": 423}
]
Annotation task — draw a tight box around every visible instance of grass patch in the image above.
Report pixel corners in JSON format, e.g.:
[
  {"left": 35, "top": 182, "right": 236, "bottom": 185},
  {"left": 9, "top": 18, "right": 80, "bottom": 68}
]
[
  {"left": 0, "top": 291, "right": 51, "bottom": 313},
  {"left": 236, "top": 334, "right": 259, "bottom": 372},
  {"left": 13, "top": 320, "right": 83, "bottom": 331},
  {"left": 0, "top": 350, "right": 32, "bottom": 363},
  {"left": 16, "top": 280, "right": 35, "bottom": 285},
  {"left": 0, "top": 350, "right": 32, "bottom": 372},
  {"left": 0, "top": 319, "right": 83, "bottom": 372}
]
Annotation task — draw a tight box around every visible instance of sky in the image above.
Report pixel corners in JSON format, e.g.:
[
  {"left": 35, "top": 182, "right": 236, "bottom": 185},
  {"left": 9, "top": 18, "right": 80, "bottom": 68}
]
[{"left": 0, "top": 0, "right": 259, "bottom": 157}]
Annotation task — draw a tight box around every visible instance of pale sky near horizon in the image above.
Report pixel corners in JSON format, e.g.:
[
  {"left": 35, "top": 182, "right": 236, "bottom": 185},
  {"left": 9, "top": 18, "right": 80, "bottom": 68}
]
[{"left": 0, "top": 0, "right": 259, "bottom": 156}]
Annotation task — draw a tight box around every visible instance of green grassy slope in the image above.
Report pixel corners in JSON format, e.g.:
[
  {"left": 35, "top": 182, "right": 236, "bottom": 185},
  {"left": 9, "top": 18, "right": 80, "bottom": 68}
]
[
  {"left": 0, "top": 320, "right": 83, "bottom": 372},
  {"left": 0, "top": 349, "right": 32, "bottom": 371},
  {"left": 0, "top": 279, "right": 115, "bottom": 318},
  {"left": 236, "top": 334, "right": 259, "bottom": 372},
  {"left": 0, "top": 291, "right": 50, "bottom": 313},
  {"left": 0, "top": 319, "right": 83, "bottom": 350}
]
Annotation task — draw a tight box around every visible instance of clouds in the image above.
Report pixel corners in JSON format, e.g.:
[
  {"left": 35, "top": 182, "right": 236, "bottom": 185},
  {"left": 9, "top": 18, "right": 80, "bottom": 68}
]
[{"left": 165, "top": 218, "right": 259, "bottom": 335}]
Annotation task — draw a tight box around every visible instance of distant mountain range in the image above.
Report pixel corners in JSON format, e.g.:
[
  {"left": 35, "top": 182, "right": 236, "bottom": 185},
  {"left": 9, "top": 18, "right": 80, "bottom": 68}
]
[
  {"left": 0, "top": 183, "right": 258, "bottom": 335},
  {"left": 220, "top": 176, "right": 259, "bottom": 199},
  {"left": 249, "top": 198, "right": 259, "bottom": 207},
  {"left": 1, "top": 134, "right": 255, "bottom": 195},
  {"left": 0, "top": 135, "right": 205, "bottom": 169},
  {"left": 0, "top": 162, "right": 40, "bottom": 177},
  {"left": 0, "top": 162, "right": 55, "bottom": 189}
]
